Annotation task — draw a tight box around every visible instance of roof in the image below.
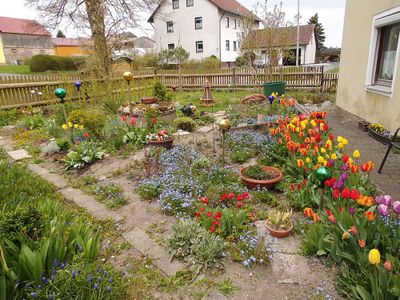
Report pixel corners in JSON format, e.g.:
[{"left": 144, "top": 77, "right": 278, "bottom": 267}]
[
  {"left": 243, "top": 24, "right": 315, "bottom": 49},
  {"left": 53, "top": 37, "right": 93, "bottom": 47},
  {"left": 0, "top": 16, "right": 50, "bottom": 36},
  {"left": 148, "top": 0, "right": 260, "bottom": 22}
]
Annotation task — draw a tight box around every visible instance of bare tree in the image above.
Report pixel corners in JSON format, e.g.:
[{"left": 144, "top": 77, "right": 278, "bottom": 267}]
[{"left": 25, "top": 0, "right": 156, "bottom": 77}]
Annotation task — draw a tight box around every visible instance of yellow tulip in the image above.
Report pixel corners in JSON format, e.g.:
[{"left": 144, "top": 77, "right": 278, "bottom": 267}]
[
  {"left": 348, "top": 157, "right": 353, "bottom": 164},
  {"left": 317, "top": 156, "right": 324, "bottom": 164},
  {"left": 310, "top": 120, "right": 317, "bottom": 127},
  {"left": 74, "top": 124, "right": 79, "bottom": 129},
  {"left": 305, "top": 157, "right": 311, "bottom": 163},
  {"left": 342, "top": 232, "right": 350, "bottom": 240},
  {"left": 342, "top": 138, "right": 348, "bottom": 145},
  {"left": 79, "top": 125, "right": 84, "bottom": 130},
  {"left": 331, "top": 153, "right": 338, "bottom": 160},
  {"left": 68, "top": 122, "right": 73, "bottom": 128},
  {"left": 62, "top": 124, "right": 68, "bottom": 130},
  {"left": 337, "top": 136, "right": 343, "bottom": 143},
  {"left": 338, "top": 142, "right": 344, "bottom": 149},
  {"left": 353, "top": 149, "right": 361, "bottom": 159},
  {"left": 325, "top": 154, "right": 330, "bottom": 159},
  {"left": 320, "top": 148, "right": 326, "bottom": 154},
  {"left": 368, "top": 249, "right": 380, "bottom": 265}
]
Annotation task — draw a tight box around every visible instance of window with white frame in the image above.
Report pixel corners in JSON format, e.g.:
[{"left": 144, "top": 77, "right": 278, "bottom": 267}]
[
  {"left": 166, "top": 21, "right": 174, "bottom": 33},
  {"left": 233, "top": 41, "right": 237, "bottom": 51},
  {"left": 226, "top": 17, "right": 229, "bottom": 28},
  {"left": 233, "top": 19, "right": 237, "bottom": 29},
  {"left": 186, "top": 0, "right": 193, "bottom": 7},
  {"left": 367, "top": 7, "right": 400, "bottom": 94},
  {"left": 196, "top": 41, "right": 203, "bottom": 53},
  {"left": 168, "top": 43, "right": 175, "bottom": 50},
  {"left": 195, "top": 17, "right": 202, "bottom": 29},
  {"left": 172, "top": 0, "right": 179, "bottom": 9},
  {"left": 225, "top": 40, "right": 230, "bottom": 51}
]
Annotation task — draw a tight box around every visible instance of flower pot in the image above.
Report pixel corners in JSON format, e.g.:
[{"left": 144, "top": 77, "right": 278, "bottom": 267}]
[
  {"left": 141, "top": 97, "right": 159, "bottom": 104},
  {"left": 367, "top": 128, "right": 400, "bottom": 145},
  {"left": 266, "top": 221, "right": 293, "bottom": 238},
  {"left": 358, "top": 120, "right": 370, "bottom": 132},
  {"left": 239, "top": 166, "right": 283, "bottom": 190},
  {"left": 147, "top": 138, "right": 174, "bottom": 149}
]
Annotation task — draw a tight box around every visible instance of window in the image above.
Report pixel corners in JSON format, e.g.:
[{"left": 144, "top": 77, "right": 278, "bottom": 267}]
[
  {"left": 172, "top": 0, "right": 179, "bottom": 9},
  {"left": 233, "top": 41, "right": 237, "bottom": 51},
  {"left": 196, "top": 41, "right": 203, "bottom": 53},
  {"left": 195, "top": 17, "right": 202, "bottom": 29},
  {"left": 226, "top": 17, "right": 229, "bottom": 28},
  {"left": 11, "top": 48, "right": 17, "bottom": 54},
  {"left": 366, "top": 7, "right": 400, "bottom": 94},
  {"left": 168, "top": 43, "right": 175, "bottom": 50},
  {"left": 233, "top": 19, "right": 237, "bottom": 29},
  {"left": 186, "top": 0, "right": 193, "bottom": 7},
  {"left": 166, "top": 21, "right": 174, "bottom": 33},
  {"left": 225, "top": 40, "right": 230, "bottom": 51}
]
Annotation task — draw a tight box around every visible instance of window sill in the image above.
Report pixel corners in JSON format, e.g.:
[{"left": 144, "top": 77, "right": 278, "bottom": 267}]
[{"left": 365, "top": 85, "right": 392, "bottom": 96}]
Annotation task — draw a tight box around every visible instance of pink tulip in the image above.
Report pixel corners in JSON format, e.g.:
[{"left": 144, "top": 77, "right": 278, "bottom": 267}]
[
  {"left": 375, "top": 195, "right": 392, "bottom": 206},
  {"left": 378, "top": 204, "right": 390, "bottom": 216},
  {"left": 393, "top": 201, "right": 400, "bottom": 214},
  {"left": 130, "top": 117, "right": 136, "bottom": 126}
]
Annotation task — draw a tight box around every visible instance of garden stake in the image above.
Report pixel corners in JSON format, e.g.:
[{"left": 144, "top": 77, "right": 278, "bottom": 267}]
[
  {"left": 218, "top": 119, "right": 231, "bottom": 167},
  {"left": 123, "top": 72, "right": 133, "bottom": 103},
  {"left": 55, "top": 88, "right": 68, "bottom": 124},
  {"left": 74, "top": 80, "right": 82, "bottom": 106}
]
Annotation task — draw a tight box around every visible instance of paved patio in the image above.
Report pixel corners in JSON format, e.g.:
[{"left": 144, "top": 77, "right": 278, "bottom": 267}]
[{"left": 327, "top": 106, "right": 400, "bottom": 200}]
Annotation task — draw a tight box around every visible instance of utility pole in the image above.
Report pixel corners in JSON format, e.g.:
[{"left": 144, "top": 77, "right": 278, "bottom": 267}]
[{"left": 296, "top": 0, "right": 300, "bottom": 66}]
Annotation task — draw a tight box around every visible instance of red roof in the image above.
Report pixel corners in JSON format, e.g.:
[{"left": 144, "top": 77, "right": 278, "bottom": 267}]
[
  {"left": 0, "top": 16, "right": 50, "bottom": 36},
  {"left": 243, "top": 24, "right": 315, "bottom": 49},
  {"left": 148, "top": 0, "right": 260, "bottom": 22},
  {"left": 53, "top": 37, "right": 93, "bottom": 47}
]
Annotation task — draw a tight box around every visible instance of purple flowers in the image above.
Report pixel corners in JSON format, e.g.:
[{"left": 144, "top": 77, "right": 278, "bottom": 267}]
[
  {"left": 393, "top": 201, "right": 400, "bottom": 214},
  {"left": 349, "top": 207, "right": 356, "bottom": 215},
  {"left": 378, "top": 204, "right": 390, "bottom": 216},
  {"left": 375, "top": 195, "right": 400, "bottom": 216}
]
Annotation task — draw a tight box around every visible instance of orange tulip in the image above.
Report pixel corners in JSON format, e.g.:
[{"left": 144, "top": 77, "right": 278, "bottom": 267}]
[
  {"left": 313, "top": 213, "right": 320, "bottom": 222},
  {"left": 358, "top": 239, "right": 366, "bottom": 248},
  {"left": 297, "top": 159, "right": 304, "bottom": 168},
  {"left": 348, "top": 226, "right": 358, "bottom": 236},
  {"left": 304, "top": 207, "right": 313, "bottom": 218},
  {"left": 361, "top": 161, "right": 375, "bottom": 172},
  {"left": 365, "top": 211, "right": 376, "bottom": 221}
]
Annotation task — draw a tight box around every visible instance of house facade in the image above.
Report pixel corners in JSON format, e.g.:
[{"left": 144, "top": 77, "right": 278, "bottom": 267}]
[
  {"left": 0, "top": 16, "right": 53, "bottom": 65},
  {"left": 148, "top": 0, "right": 260, "bottom": 64},
  {"left": 53, "top": 38, "right": 93, "bottom": 57},
  {"left": 336, "top": 1, "right": 400, "bottom": 132},
  {"left": 243, "top": 24, "right": 317, "bottom": 66}
]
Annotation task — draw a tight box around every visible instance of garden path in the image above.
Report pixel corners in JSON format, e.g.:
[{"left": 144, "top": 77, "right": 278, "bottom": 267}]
[{"left": 326, "top": 106, "right": 400, "bottom": 199}]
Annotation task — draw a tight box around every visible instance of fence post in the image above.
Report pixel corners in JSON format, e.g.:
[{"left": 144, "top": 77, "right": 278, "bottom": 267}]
[
  {"left": 320, "top": 65, "right": 325, "bottom": 92},
  {"left": 232, "top": 68, "right": 236, "bottom": 92}
]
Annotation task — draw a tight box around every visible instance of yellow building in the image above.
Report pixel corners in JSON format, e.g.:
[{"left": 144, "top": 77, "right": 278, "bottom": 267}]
[
  {"left": 0, "top": 36, "right": 6, "bottom": 64},
  {"left": 53, "top": 38, "right": 93, "bottom": 57},
  {"left": 337, "top": 1, "right": 400, "bottom": 132}
]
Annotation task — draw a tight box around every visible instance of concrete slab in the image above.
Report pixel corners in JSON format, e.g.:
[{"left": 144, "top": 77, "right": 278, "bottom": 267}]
[
  {"left": 60, "top": 187, "right": 123, "bottom": 223},
  {"left": 7, "top": 149, "right": 31, "bottom": 161},
  {"left": 173, "top": 131, "right": 191, "bottom": 137},
  {"left": 28, "top": 164, "right": 68, "bottom": 189},
  {"left": 0, "top": 136, "right": 4, "bottom": 140},
  {"left": 196, "top": 125, "right": 213, "bottom": 133},
  {"left": 123, "top": 227, "right": 184, "bottom": 276}
]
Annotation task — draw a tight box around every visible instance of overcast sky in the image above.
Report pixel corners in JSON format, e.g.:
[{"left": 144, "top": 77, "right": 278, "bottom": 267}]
[{"left": 1, "top": 0, "right": 346, "bottom": 47}]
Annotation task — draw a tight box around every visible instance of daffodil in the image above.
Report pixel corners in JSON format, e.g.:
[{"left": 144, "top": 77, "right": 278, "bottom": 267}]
[
  {"left": 62, "top": 124, "right": 68, "bottom": 130},
  {"left": 353, "top": 149, "right": 361, "bottom": 159},
  {"left": 79, "top": 125, "right": 84, "bottom": 130},
  {"left": 74, "top": 124, "right": 79, "bottom": 129},
  {"left": 68, "top": 122, "right": 73, "bottom": 128},
  {"left": 368, "top": 249, "right": 380, "bottom": 265}
]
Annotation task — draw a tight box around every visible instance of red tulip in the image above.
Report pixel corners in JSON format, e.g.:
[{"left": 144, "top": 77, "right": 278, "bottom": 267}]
[
  {"left": 206, "top": 211, "right": 213, "bottom": 217},
  {"left": 350, "top": 189, "right": 360, "bottom": 200},
  {"left": 328, "top": 214, "right": 336, "bottom": 223},
  {"left": 342, "top": 155, "right": 349, "bottom": 163},
  {"left": 384, "top": 260, "right": 392, "bottom": 272},
  {"left": 83, "top": 132, "right": 89, "bottom": 139},
  {"left": 341, "top": 187, "right": 351, "bottom": 199},
  {"left": 210, "top": 226, "right": 215, "bottom": 232}
]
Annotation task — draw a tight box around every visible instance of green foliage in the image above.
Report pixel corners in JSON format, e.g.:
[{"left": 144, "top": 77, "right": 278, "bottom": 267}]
[
  {"left": 13, "top": 128, "right": 50, "bottom": 148},
  {"left": 157, "top": 46, "right": 190, "bottom": 68},
  {"left": 0, "top": 109, "right": 18, "bottom": 126},
  {"left": 174, "top": 117, "right": 196, "bottom": 132},
  {"left": 198, "top": 114, "right": 215, "bottom": 124},
  {"left": 29, "top": 54, "right": 83, "bottom": 72},
  {"left": 41, "top": 140, "right": 61, "bottom": 156},
  {"left": 231, "top": 150, "right": 253, "bottom": 163},
  {"left": 267, "top": 209, "right": 292, "bottom": 231},
  {"left": 252, "top": 190, "right": 280, "bottom": 206},
  {"left": 64, "top": 141, "right": 105, "bottom": 169},
  {"left": 137, "top": 183, "right": 160, "bottom": 199},
  {"left": 0, "top": 205, "right": 44, "bottom": 242},
  {"left": 56, "top": 137, "right": 71, "bottom": 151},
  {"left": 243, "top": 165, "right": 277, "bottom": 180},
  {"left": 67, "top": 109, "right": 105, "bottom": 137},
  {"left": 21, "top": 114, "right": 45, "bottom": 130},
  {"left": 168, "top": 220, "right": 204, "bottom": 260},
  {"left": 101, "top": 116, "right": 127, "bottom": 150},
  {"left": 181, "top": 57, "right": 220, "bottom": 72},
  {"left": 308, "top": 13, "right": 326, "bottom": 51},
  {"left": 123, "top": 127, "right": 149, "bottom": 146},
  {"left": 153, "top": 80, "right": 171, "bottom": 101},
  {"left": 301, "top": 222, "right": 330, "bottom": 256},
  {"left": 217, "top": 279, "right": 238, "bottom": 296}
]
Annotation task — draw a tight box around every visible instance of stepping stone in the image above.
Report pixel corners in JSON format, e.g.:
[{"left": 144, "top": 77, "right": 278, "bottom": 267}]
[
  {"left": 28, "top": 164, "right": 68, "bottom": 189},
  {"left": 0, "top": 136, "right": 4, "bottom": 140},
  {"left": 60, "top": 187, "right": 123, "bottom": 223},
  {"left": 213, "top": 111, "right": 226, "bottom": 116},
  {"left": 173, "top": 131, "right": 191, "bottom": 137},
  {"left": 4, "top": 125, "right": 15, "bottom": 129},
  {"left": 7, "top": 149, "right": 31, "bottom": 161},
  {"left": 196, "top": 125, "right": 213, "bottom": 133},
  {"left": 123, "top": 227, "right": 184, "bottom": 276}
]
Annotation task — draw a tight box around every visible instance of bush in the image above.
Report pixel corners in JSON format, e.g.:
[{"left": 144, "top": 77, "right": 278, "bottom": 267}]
[
  {"left": 56, "top": 138, "right": 71, "bottom": 151},
  {"left": 68, "top": 109, "right": 105, "bottom": 137},
  {"left": 0, "top": 109, "right": 18, "bottom": 126},
  {"left": 0, "top": 205, "right": 44, "bottom": 242},
  {"left": 181, "top": 57, "right": 221, "bottom": 71},
  {"left": 30, "top": 55, "right": 60, "bottom": 72},
  {"left": 153, "top": 80, "right": 171, "bottom": 101},
  {"left": 174, "top": 117, "right": 196, "bottom": 132}
]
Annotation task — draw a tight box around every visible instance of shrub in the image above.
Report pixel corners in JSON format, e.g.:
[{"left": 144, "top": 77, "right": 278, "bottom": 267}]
[
  {"left": 21, "top": 114, "right": 45, "bottom": 130},
  {"left": 153, "top": 80, "right": 170, "bottom": 101},
  {"left": 174, "top": 117, "right": 196, "bottom": 132},
  {"left": 0, "top": 109, "right": 18, "bottom": 126},
  {"left": 102, "top": 117, "right": 126, "bottom": 150},
  {"left": 64, "top": 141, "right": 105, "bottom": 169},
  {"left": 0, "top": 205, "right": 44, "bottom": 242},
  {"left": 67, "top": 109, "right": 105, "bottom": 137},
  {"left": 30, "top": 55, "right": 60, "bottom": 72},
  {"left": 56, "top": 138, "right": 71, "bottom": 151}
]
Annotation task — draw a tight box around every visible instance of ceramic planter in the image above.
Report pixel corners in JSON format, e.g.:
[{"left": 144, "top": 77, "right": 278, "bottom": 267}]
[
  {"left": 240, "top": 166, "right": 283, "bottom": 190},
  {"left": 266, "top": 221, "right": 293, "bottom": 238},
  {"left": 147, "top": 138, "right": 174, "bottom": 149}
]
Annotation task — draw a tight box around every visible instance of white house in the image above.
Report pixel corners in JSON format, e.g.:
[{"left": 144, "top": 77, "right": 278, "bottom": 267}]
[
  {"left": 243, "top": 24, "right": 317, "bottom": 65},
  {"left": 148, "top": 0, "right": 260, "bottom": 65}
]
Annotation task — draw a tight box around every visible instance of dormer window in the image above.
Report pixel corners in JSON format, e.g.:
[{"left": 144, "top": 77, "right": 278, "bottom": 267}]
[
  {"left": 173, "top": 0, "right": 179, "bottom": 9},
  {"left": 186, "top": 0, "right": 194, "bottom": 7}
]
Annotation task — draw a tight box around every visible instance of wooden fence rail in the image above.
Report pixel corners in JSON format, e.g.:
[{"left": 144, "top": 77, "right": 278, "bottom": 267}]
[{"left": 0, "top": 66, "right": 338, "bottom": 109}]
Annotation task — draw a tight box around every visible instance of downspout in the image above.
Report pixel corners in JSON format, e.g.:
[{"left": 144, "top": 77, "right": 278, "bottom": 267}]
[{"left": 219, "top": 11, "right": 225, "bottom": 66}]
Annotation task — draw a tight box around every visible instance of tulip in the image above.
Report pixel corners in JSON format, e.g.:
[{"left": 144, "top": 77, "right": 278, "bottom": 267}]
[
  {"left": 297, "top": 159, "right": 304, "bottom": 168},
  {"left": 342, "top": 231, "right": 350, "bottom": 240},
  {"left": 332, "top": 189, "right": 340, "bottom": 199},
  {"left": 349, "top": 207, "right": 356, "bottom": 215},
  {"left": 393, "top": 201, "right": 400, "bottom": 214},
  {"left": 210, "top": 226, "right": 216, "bottom": 232},
  {"left": 378, "top": 204, "right": 390, "bottom": 216},
  {"left": 313, "top": 213, "right": 320, "bottom": 222},
  {"left": 379, "top": 195, "right": 392, "bottom": 207},
  {"left": 62, "top": 124, "right": 68, "bottom": 130},
  {"left": 353, "top": 149, "right": 361, "bottom": 159},
  {"left": 341, "top": 188, "right": 351, "bottom": 199},
  {"left": 350, "top": 189, "right": 360, "bottom": 200},
  {"left": 358, "top": 239, "right": 366, "bottom": 248},
  {"left": 328, "top": 214, "right": 336, "bottom": 223},
  {"left": 348, "top": 226, "right": 358, "bottom": 235},
  {"left": 384, "top": 260, "right": 392, "bottom": 272},
  {"left": 364, "top": 211, "right": 376, "bottom": 221},
  {"left": 304, "top": 207, "right": 313, "bottom": 218},
  {"left": 342, "top": 155, "right": 349, "bottom": 163},
  {"left": 368, "top": 249, "right": 380, "bottom": 265}
]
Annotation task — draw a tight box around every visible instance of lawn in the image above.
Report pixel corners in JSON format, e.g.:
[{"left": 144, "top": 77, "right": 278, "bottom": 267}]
[{"left": 0, "top": 64, "right": 79, "bottom": 75}]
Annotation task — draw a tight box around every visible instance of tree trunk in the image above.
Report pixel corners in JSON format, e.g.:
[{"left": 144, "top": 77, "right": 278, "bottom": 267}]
[{"left": 85, "top": 0, "right": 110, "bottom": 77}]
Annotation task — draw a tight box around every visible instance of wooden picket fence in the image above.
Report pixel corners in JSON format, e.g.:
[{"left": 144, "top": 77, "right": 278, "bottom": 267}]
[{"left": 0, "top": 66, "right": 338, "bottom": 109}]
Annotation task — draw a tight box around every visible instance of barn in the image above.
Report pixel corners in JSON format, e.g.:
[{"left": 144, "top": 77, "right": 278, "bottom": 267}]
[{"left": 0, "top": 16, "right": 54, "bottom": 65}]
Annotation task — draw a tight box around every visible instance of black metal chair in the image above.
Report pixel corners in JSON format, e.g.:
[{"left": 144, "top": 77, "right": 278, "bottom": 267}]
[{"left": 378, "top": 127, "right": 400, "bottom": 173}]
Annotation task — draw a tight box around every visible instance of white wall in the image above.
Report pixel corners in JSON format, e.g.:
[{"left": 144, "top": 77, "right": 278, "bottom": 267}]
[
  {"left": 153, "top": 0, "right": 220, "bottom": 59},
  {"left": 304, "top": 32, "right": 316, "bottom": 64},
  {"left": 219, "top": 11, "right": 242, "bottom": 62}
]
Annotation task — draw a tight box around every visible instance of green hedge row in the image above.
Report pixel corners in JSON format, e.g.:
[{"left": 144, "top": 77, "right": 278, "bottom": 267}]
[{"left": 30, "top": 55, "right": 85, "bottom": 72}]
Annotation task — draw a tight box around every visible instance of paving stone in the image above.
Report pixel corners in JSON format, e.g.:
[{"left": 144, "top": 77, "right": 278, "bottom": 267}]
[
  {"left": 60, "top": 187, "right": 123, "bottom": 223},
  {"left": 173, "top": 130, "right": 191, "bottom": 137},
  {"left": 213, "top": 111, "right": 226, "bottom": 116},
  {"left": 0, "top": 136, "right": 4, "bottom": 140},
  {"left": 196, "top": 125, "right": 214, "bottom": 133},
  {"left": 123, "top": 227, "right": 184, "bottom": 276},
  {"left": 28, "top": 164, "right": 68, "bottom": 189},
  {"left": 7, "top": 149, "right": 31, "bottom": 161}
]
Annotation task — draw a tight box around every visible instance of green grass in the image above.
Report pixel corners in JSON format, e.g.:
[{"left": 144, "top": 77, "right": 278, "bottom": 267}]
[{"left": 0, "top": 64, "right": 79, "bottom": 75}]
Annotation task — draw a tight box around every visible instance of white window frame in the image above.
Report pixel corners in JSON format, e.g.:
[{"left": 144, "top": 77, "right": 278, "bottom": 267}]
[
  {"left": 195, "top": 17, "right": 202, "bottom": 30},
  {"left": 166, "top": 21, "right": 174, "bottom": 33},
  {"left": 172, "top": 0, "right": 179, "bottom": 9},
  {"left": 366, "top": 5, "right": 400, "bottom": 96},
  {"left": 226, "top": 17, "right": 230, "bottom": 28},
  {"left": 195, "top": 41, "right": 203, "bottom": 53},
  {"left": 233, "top": 19, "right": 237, "bottom": 29},
  {"left": 225, "top": 40, "right": 230, "bottom": 51},
  {"left": 186, "top": 0, "right": 193, "bottom": 7}
]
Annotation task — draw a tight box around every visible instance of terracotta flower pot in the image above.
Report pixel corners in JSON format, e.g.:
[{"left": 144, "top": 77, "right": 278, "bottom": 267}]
[
  {"left": 147, "top": 138, "right": 174, "bottom": 149},
  {"left": 240, "top": 166, "right": 283, "bottom": 190},
  {"left": 266, "top": 221, "right": 293, "bottom": 238}
]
